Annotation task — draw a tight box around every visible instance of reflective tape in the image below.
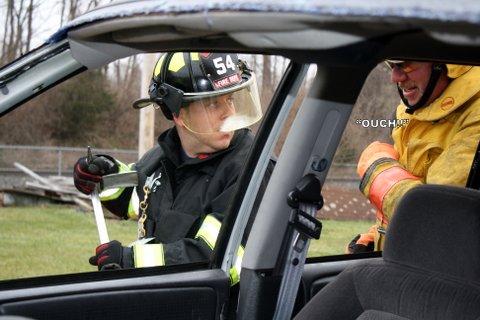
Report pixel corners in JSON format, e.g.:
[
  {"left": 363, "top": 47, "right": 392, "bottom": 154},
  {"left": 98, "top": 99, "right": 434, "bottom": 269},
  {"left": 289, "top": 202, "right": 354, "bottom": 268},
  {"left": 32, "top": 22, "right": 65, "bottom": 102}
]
[
  {"left": 229, "top": 246, "right": 244, "bottom": 286},
  {"left": 195, "top": 215, "right": 244, "bottom": 285},
  {"left": 369, "top": 166, "right": 419, "bottom": 212},
  {"left": 195, "top": 215, "right": 222, "bottom": 249},
  {"left": 117, "top": 161, "right": 134, "bottom": 173},
  {"left": 99, "top": 187, "right": 124, "bottom": 201},
  {"left": 133, "top": 243, "right": 165, "bottom": 267},
  {"left": 127, "top": 189, "right": 139, "bottom": 219},
  {"left": 99, "top": 160, "right": 135, "bottom": 201}
]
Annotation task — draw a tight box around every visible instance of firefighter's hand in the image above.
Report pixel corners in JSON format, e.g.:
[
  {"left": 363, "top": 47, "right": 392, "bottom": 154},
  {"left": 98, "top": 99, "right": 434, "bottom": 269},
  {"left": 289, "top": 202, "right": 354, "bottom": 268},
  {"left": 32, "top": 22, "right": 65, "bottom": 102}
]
[
  {"left": 74, "top": 154, "right": 118, "bottom": 194},
  {"left": 357, "top": 141, "right": 399, "bottom": 178},
  {"left": 346, "top": 234, "right": 375, "bottom": 254},
  {"left": 89, "top": 240, "right": 133, "bottom": 270}
]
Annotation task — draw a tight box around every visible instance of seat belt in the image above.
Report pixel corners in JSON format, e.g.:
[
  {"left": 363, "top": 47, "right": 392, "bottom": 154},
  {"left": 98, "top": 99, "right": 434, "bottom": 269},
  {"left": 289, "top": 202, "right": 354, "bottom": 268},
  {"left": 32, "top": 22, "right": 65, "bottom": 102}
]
[
  {"left": 273, "top": 174, "right": 323, "bottom": 320},
  {"left": 466, "top": 139, "right": 480, "bottom": 190}
]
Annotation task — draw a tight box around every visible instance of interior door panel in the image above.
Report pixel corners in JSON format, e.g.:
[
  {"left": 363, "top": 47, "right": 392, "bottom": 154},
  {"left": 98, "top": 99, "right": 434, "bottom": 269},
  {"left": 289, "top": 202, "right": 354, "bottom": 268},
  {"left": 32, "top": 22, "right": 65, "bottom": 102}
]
[
  {"left": 2, "top": 288, "right": 215, "bottom": 320},
  {"left": 0, "top": 269, "right": 229, "bottom": 320}
]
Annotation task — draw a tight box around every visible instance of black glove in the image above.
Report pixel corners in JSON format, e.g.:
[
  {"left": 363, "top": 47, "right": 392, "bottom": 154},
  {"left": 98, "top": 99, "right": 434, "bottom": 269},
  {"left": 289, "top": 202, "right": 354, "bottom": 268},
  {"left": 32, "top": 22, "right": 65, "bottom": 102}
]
[
  {"left": 347, "top": 234, "right": 374, "bottom": 254},
  {"left": 89, "top": 240, "right": 133, "bottom": 270},
  {"left": 73, "top": 154, "right": 118, "bottom": 194}
]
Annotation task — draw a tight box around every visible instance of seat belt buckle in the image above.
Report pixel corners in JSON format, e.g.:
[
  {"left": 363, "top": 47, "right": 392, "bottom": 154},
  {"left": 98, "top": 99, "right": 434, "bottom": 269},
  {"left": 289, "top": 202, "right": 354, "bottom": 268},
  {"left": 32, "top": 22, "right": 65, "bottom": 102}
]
[{"left": 290, "top": 209, "right": 322, "bottom": 240}]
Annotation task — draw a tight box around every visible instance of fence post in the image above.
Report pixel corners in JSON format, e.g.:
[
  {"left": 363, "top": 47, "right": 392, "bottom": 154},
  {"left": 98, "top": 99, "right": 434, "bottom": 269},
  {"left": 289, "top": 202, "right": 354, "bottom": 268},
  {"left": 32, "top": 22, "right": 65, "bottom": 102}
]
[{"left": 57, "top": 149, "right": 62, "bottom": 176}]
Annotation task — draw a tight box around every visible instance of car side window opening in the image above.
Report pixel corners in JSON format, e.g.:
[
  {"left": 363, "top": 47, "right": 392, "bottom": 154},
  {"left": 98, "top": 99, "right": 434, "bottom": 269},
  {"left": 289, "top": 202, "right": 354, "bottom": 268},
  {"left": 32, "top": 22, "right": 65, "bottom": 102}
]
[
  {"left": 305, "top": 63, "right": 397, "bottom": 258},
  {"left": 308, "top": 61, "right": 480, "bottom": 258},
  {"left": 0, "top": 53, "right": 289, "bottom": 281}
]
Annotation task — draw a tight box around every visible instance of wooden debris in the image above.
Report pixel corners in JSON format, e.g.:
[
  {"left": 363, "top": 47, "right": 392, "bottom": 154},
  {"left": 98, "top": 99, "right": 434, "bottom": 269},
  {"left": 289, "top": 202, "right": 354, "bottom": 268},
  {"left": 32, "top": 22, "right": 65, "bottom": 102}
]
[{"left": 0, "top": 162, "right": 93, "bottom": 211}]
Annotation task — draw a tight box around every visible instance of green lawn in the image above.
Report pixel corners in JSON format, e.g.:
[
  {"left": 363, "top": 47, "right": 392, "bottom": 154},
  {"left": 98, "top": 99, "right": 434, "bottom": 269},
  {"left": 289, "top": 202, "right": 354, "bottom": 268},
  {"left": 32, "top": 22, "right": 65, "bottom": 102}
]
[
  {"left": 307, "top": 219, "right": 375, "bottom": 257},
  {"left": 0, "top": 205, "right": 137, "bottom": 280},
  {"left": 0, "top": 205, "right": 374, "bottom": 281}
]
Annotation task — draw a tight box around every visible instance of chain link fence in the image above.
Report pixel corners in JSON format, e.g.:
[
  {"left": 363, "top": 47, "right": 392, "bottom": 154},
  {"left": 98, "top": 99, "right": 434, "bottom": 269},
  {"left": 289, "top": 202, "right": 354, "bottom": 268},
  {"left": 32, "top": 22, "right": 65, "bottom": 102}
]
[
  {"left": 0, "top": 145, "right": 360, "bottom": 182},
  {"left": 0, "top": 145, "right": 138, "bottom": 188}
]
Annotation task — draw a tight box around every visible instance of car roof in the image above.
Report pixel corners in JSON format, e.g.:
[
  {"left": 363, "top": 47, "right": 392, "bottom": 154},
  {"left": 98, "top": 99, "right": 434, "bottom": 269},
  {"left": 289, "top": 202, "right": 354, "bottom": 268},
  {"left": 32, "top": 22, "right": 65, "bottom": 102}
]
[
  {"left": 3, "top": 0, "right": 480, "bottom": 116},
  {"left": 55, "top": 0, "right": 480, "bottom": 38},
  {"left": 46, "top": 0, "right": 480, "bottom": 69}
]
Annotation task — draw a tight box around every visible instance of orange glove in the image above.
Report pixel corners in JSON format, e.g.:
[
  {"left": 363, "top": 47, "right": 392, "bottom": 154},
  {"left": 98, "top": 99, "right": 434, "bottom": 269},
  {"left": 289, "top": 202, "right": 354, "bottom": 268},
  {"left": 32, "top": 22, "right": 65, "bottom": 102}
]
[
  {"left": 345, "top": 225, "right": 376, "bottom": 254},
  {"left": 357, "top": 141, "right": 399, "bottom": 177}
]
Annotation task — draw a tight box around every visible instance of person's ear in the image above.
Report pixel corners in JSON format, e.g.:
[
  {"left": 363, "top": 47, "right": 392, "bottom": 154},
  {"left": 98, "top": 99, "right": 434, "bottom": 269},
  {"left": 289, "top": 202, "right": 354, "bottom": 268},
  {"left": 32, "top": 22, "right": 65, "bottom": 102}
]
[{"left": 172, "top": 113, "right": 184, "bottom": 127}]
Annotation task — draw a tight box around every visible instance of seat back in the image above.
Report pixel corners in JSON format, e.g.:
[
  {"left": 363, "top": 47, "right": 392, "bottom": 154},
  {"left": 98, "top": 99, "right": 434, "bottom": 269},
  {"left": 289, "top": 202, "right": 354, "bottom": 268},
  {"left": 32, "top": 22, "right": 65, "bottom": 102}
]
[{"left": 294, "top": 185, "right": 480, "bottom": 320}]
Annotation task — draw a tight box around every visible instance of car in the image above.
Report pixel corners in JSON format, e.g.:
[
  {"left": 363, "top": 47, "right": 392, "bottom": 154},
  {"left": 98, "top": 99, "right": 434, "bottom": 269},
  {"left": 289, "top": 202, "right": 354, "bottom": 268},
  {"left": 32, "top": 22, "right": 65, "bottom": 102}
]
[{"left": 1, "top": 1, "right": 480, "bottom": 319}]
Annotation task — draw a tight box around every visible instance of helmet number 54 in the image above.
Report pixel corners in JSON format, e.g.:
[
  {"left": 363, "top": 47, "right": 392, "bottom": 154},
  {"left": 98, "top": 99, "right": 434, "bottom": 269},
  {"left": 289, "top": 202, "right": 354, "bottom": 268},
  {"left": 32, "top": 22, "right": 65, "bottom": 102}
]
[{"left": 213, "top": 55, "right": 236, "bottom": 75}]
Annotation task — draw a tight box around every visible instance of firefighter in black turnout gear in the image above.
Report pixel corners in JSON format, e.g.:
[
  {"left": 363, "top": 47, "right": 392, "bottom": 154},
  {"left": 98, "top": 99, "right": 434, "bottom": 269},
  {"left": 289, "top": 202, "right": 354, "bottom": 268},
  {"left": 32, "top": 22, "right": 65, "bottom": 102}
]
[{"left": 74, "top": 52, "right": 263, "bottom": 283}]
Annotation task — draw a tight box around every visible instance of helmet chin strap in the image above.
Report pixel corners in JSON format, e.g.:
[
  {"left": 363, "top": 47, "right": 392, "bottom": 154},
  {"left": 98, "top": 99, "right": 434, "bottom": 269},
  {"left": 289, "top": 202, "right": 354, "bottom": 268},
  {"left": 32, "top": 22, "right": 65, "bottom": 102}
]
[{"left": 398, "top": 64, "right": 445, "bottom": 114}]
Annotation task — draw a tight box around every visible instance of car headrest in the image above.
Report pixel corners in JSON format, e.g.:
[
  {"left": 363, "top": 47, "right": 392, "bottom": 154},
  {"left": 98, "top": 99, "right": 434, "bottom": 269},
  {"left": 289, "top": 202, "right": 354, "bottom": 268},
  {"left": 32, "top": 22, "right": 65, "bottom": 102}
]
[{"left": 383, "top": 184, "right": 480, "bottom": 282}]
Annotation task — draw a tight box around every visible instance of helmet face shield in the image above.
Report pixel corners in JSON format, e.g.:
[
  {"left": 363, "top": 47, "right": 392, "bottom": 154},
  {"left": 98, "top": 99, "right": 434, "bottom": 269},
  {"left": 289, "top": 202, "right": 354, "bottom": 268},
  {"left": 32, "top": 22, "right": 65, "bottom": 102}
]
[
  {"left": 180, "top": 74, "right": 262, "bottom": 134},
  {"left": 133, "top": 52, "right": 263, "bottom": 126}
]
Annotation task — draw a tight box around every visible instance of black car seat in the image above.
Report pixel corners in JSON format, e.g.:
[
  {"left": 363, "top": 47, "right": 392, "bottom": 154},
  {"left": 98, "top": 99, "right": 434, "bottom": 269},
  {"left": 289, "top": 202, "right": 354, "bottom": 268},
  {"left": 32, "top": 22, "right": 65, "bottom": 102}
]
[{"left": 294, "top": 184, "right": 480, "bottom": 320}]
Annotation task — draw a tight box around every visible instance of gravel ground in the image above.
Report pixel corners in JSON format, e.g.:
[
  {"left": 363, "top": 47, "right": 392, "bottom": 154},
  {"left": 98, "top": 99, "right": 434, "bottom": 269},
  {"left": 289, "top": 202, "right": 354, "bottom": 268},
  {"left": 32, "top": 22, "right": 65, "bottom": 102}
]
[{"left": 319, "top": 185, "right": 376, "bottom": 221}]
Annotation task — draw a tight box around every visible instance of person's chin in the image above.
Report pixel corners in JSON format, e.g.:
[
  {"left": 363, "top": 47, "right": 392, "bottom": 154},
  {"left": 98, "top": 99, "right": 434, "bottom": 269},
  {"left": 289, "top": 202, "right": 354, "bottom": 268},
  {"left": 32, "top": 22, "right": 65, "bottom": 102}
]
[
  {"left": 213, "top": 132, "right": 233, "bottom": 149},
  {"left": 402, "top": 88, "right": 420, "bottom": 105},
  {"left": 407, "top": 97, "right": 421, "bottom": 106}
]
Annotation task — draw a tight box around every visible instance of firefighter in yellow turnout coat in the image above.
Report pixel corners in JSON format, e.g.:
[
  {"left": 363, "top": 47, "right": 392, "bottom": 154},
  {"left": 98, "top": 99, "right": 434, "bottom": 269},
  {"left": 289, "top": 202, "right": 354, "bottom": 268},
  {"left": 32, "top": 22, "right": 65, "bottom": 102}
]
[{"left": 349, "top": 63, "right": 480, "bottom": 252}]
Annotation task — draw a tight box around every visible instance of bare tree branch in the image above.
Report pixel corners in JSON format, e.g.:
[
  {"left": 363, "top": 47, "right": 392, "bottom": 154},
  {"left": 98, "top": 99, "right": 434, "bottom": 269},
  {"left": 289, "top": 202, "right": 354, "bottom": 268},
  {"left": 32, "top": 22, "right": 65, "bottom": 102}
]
[
  {"left": 60, "top": 0, "right": 66, "bottom": 26},
  {"left": 68, "top": 0, "right": 80, "bottom": 21},
  {"left": 7, "top": 0, "right": 16, "bottom": 62},
  {"left": 26, "top": 0, "right": 34, "bottom": 51},
  {"left": 1, "top": 0, "right": 13, "bottom": 64},
  {"left": 87, "top": 0, "right": 99, "bottom": 11}
]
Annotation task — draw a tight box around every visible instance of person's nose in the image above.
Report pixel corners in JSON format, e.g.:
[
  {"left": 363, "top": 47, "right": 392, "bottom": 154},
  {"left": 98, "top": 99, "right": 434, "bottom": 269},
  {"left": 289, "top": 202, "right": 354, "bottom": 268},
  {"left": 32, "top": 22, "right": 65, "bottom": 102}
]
[
  {"left": 390, "top": 67, "right": 408, "bottom": 83},
  {"left": 219, "top": 99, "right": 235, "bottom": 119}
]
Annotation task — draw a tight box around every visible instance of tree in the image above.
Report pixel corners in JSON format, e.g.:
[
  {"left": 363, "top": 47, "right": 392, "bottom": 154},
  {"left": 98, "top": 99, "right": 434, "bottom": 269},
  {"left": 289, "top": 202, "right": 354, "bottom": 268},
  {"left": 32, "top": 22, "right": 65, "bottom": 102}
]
[
  {"left": 48, "top": 71, "right": 115, "bottom": 145},
  {"left": 0, "top": 0, "right": 36, "bottom": 65}
]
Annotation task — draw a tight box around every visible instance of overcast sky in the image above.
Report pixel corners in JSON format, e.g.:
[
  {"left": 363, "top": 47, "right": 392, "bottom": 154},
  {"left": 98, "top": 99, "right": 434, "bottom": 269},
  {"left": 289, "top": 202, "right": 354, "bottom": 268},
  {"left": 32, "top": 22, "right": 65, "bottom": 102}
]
[{"left": 0, "top": 0, "right": 103, "bottom": 50}]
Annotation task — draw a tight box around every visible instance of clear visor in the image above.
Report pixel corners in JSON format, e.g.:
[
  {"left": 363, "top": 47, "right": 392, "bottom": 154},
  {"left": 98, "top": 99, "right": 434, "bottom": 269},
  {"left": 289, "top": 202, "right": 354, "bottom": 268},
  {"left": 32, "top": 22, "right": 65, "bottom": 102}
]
[{"left": 180, "top": 74, "right": 262, "bottom": 134}]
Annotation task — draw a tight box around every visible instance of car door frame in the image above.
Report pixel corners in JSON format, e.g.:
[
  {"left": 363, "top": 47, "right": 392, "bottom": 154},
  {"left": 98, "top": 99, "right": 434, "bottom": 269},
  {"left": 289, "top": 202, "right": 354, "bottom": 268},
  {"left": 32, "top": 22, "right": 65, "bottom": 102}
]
[{"left": 0, "top": 35, "right": 311, "bottom": 320}]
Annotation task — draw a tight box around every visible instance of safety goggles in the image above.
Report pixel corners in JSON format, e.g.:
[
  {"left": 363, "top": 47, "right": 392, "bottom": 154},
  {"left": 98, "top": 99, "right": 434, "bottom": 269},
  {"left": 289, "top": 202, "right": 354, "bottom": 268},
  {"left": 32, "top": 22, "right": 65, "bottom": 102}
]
[{"left": 384, "top": 60, "right": 417, "bottom": 73}]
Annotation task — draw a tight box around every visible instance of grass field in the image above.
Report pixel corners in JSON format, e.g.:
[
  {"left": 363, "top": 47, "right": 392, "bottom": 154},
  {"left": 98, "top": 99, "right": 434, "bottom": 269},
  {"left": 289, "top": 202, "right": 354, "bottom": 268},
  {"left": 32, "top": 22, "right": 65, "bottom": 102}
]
[
  {"left": 0, "top": 205, "right": 373, "bottom": 281},
  {"left": 0, "top": 205, "right": 137, "bottom": 280},
  {"left": 307, "top": 219, "right": 374, "bottom": 257}
]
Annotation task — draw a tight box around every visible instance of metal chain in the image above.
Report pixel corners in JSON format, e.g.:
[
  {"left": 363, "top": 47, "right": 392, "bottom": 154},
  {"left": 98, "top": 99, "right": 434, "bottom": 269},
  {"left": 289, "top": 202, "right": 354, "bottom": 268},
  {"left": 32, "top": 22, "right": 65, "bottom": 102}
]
[
  {"left": 137, "top": 185, "right": 150, "bottom": 239},
  {"left": 136, "top": 172, "right": 162, "bottom": 239}
]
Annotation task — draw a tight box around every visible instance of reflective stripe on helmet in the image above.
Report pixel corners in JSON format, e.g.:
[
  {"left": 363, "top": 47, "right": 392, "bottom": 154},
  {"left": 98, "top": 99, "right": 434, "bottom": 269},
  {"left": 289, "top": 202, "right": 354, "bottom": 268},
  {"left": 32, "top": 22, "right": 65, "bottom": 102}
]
[
  {"left": 168, "top": 52, "right": 186, "bottom": 73},
  {"left": 153, "top": 52, "right": 200, "bottom": 78},
  {"left": 190, "top": 52, "right": 200, "bottom": 61},
  {"left": 133, "top": 243, "right": 165, "bottom": 267}
]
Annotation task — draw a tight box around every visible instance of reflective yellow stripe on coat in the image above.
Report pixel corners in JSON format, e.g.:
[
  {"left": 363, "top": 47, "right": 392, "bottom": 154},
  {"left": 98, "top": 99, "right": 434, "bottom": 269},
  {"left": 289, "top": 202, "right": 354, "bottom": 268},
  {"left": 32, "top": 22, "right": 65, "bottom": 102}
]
[
  {"left": 99, "top": 160, "right": 135, "bottom": 201},
  {"left": 195, "top": 214, "right": 244, "bottom": 285},
  {"left": 133, "top": 243, "right": 165, "bottom": 268}
]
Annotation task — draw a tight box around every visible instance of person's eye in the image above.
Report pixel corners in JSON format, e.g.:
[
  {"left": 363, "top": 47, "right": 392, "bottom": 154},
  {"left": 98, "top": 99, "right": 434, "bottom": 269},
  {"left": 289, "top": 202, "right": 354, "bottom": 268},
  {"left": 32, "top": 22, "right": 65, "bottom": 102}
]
[{"left": 203, "top": 98, "right": 216, "bottom": 108}]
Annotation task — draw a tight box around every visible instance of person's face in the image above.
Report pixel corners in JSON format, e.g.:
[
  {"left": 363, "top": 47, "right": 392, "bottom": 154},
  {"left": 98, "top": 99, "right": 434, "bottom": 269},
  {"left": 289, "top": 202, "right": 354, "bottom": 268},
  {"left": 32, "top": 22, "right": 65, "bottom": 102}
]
[
  {"left": 389, "top": 61, "right": 433, "bottom": 106},
  {"left": 177, "top": 93, "right": 236, "bottom": 153}
]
